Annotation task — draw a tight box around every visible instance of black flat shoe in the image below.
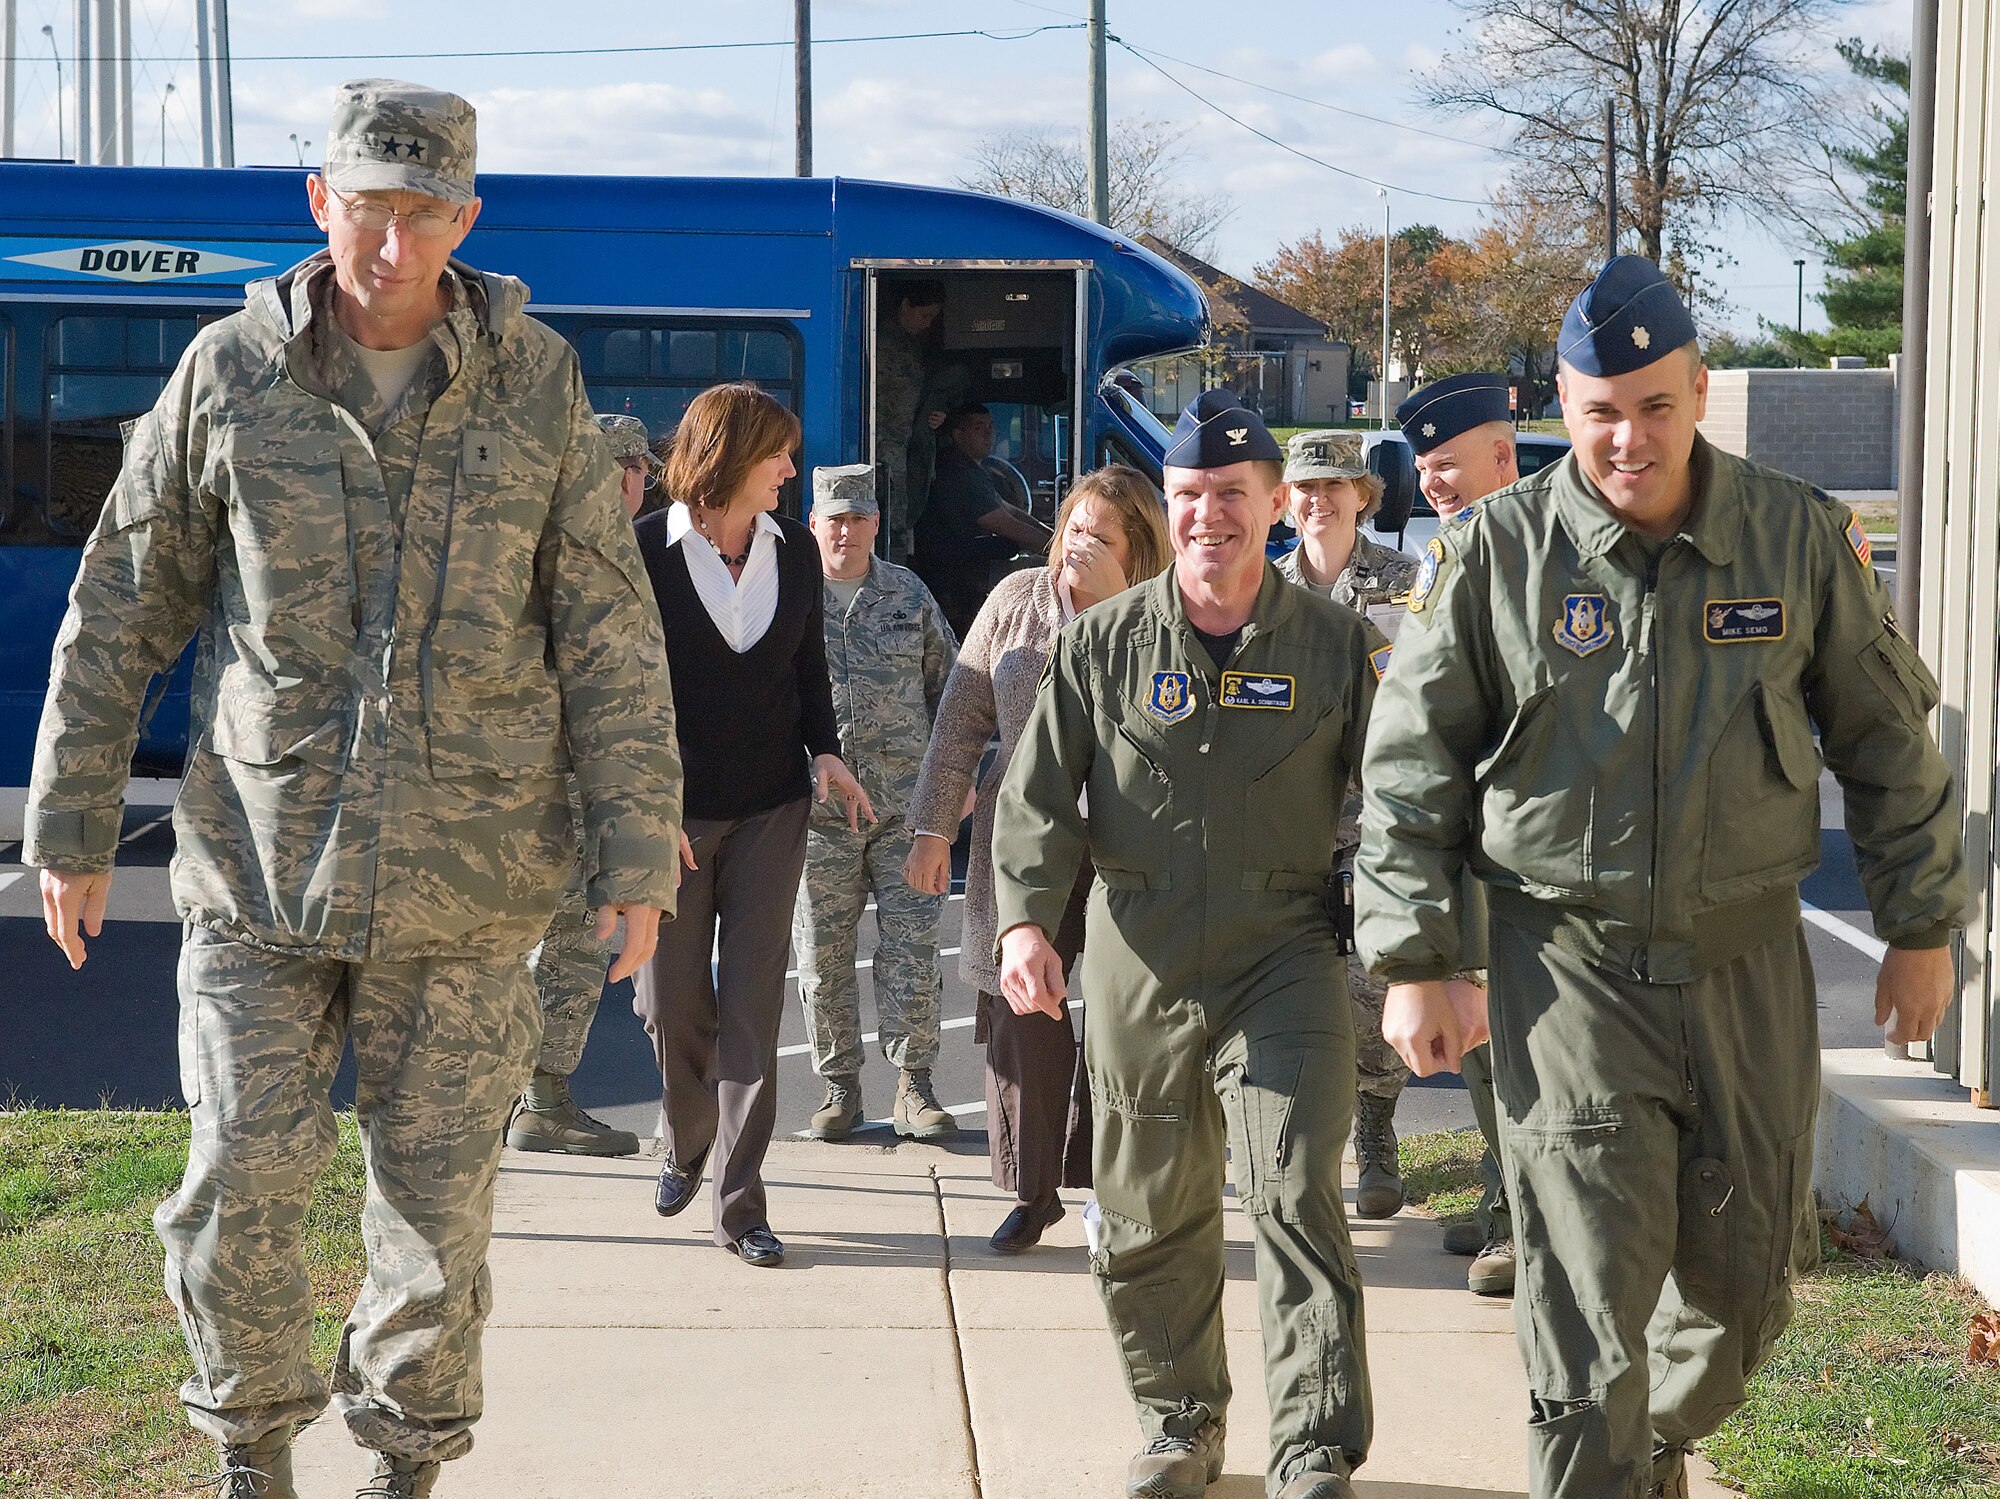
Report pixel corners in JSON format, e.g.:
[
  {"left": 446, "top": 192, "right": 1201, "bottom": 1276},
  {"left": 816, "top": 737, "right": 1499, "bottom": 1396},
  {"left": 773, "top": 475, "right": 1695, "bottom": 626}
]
[
  {"left": 728, "top": 1225, "right": 785, "bottom": 1267},
  {"left": 654, "top": 1147, "right": 710, "bottom": 1218},
  {"left": 990, "top": 1197, "right": 1064, "bottom": 1254}
]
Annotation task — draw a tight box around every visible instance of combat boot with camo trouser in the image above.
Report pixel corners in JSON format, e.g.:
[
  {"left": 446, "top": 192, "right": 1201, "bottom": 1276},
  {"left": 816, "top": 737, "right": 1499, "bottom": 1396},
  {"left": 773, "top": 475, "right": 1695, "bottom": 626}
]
[
  {"left": 359, "top": 1452, "right": 439, "bottom": 1498},
  {"left": 208, "top": 1424, "right": 297, "bottom": 1499},
  {"left": 894, "top": 1068, "right": 956, "bottom": 1139},
  {"left": 506, "top": 1067, "right": 639, "bottom": 1157},
  {"left": 1351, "top": 1091, "right": 1404, "bottom": 1219},
  {"left": 807, "top": 1076, "right": 864, "bottom": 1140}
]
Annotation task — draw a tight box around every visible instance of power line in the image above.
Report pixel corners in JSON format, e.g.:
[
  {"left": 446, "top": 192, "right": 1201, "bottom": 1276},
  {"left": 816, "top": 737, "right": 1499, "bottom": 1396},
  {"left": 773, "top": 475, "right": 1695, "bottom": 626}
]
[
  {"left": 48, "top": 24, "right": 1083, "bottom": 66},
  {"left": 1113, "top": 40, "right": 1490, "bottom": 208},
  {"left": 1120, "top": 40, "right": 1520, "bottom": 160}
]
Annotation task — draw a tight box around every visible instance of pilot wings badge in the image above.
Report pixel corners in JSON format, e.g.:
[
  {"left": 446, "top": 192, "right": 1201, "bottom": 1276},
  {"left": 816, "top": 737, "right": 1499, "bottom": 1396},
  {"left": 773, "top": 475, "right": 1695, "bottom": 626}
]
[
  {"left": 1146, "top": 670, "right": 1196, "bottom": 724},
  {"left": 1552, "top": 593, "right": 1615, "bottom": 657}
]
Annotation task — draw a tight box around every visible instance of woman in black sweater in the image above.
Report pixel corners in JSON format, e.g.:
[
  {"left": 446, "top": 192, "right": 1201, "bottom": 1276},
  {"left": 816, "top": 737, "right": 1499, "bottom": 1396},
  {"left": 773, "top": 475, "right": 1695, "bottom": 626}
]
[{"left": 633, "top": 382, "right": 873, "bottom": 1268}]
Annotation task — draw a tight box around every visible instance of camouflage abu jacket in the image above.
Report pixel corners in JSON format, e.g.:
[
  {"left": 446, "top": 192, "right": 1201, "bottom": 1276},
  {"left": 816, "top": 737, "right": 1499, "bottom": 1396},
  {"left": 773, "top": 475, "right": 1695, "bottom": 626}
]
[
  {"left": 23, "top": 253, "right": 683, "bottom": 960},
  {"left": 817, "top": 557, "right": 956, "bottom": 827}
]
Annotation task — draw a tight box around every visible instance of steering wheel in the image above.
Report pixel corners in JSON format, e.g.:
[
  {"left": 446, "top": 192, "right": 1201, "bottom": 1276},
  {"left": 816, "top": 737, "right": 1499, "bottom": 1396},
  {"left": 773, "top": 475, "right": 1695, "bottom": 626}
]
[{"left": 980, "top": 455, "right": 1034, "bottom": 513}]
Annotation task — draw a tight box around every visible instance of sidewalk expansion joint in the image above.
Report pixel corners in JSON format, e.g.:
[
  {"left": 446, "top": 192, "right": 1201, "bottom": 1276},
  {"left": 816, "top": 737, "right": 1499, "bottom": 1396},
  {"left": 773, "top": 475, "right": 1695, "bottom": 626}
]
[{"left": 931, "top": 1164, "right": 986, "bottom": 1499}]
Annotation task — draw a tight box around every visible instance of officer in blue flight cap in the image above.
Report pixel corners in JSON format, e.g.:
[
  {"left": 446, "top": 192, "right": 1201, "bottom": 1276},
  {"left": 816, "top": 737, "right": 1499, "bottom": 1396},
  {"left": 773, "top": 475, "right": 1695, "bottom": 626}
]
[
  {"left": 994, "top": 388, "right": 1384, "bottom": 1499},
  {"left": 1359, "top": 256, "right": 1964, "bottom": 1499},
  {"left": 1397, "top": 372, "right": 1518, "bottom": 523}
]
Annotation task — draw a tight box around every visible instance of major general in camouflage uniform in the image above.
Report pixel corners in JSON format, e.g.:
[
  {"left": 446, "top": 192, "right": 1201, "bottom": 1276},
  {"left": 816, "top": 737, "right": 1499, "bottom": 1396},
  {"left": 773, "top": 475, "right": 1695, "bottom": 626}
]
[
  {"left": 1273, "top": 430, "right": 1419, "bottom": 1221},
  {"left": 506, "top": 413, "right": 662, "bottom": 1160},
  {"left": 791, "top": 465, "right": 960, "bottom": 1140},
  {"left": 24, "top": 81, "right": 682, "bottom": 1499}
]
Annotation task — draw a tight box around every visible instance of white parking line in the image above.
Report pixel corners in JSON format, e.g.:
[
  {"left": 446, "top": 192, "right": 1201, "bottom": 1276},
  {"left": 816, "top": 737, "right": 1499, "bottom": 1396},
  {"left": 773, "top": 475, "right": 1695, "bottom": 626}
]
[
  {"left": 1801, "top": 900, "right": 1887, "bottom": 962},
  {"left": 0, "top": 871, "right": 27, "bottom": 895}
]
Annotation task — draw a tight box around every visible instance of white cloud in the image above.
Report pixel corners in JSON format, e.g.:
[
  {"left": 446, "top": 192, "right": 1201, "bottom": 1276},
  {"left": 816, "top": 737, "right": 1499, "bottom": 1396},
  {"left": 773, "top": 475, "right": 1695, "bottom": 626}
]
[{"left": 472, "top": 83, "right": 777, "bottom": 175}]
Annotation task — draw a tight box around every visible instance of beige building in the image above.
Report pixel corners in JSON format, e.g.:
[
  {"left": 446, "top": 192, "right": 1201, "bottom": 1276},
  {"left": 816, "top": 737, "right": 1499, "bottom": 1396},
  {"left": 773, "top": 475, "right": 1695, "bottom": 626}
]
[{"left": 1914, "top": 0, "right": 1999, "bottom": 1106}]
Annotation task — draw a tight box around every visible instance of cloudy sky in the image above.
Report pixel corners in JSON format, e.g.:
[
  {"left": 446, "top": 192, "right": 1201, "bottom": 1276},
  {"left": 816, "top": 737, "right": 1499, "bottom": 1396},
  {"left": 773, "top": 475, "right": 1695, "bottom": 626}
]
[{"left": 7, "top": 0, "right": 1911, "bottom": 337}]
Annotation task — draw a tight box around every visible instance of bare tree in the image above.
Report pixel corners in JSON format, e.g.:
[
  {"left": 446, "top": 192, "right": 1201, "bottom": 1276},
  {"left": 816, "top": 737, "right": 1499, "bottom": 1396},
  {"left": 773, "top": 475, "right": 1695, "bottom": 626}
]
[
  {"left": 1420, "top": 0, "right": 1848, "bottom": 274},
  {"left": 961, "top": 118, "right": 1232, "bottom": 259}
]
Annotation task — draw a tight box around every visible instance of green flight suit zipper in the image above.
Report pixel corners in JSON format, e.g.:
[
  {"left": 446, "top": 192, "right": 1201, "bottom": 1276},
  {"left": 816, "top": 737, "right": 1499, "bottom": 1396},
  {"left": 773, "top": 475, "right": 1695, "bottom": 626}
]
[{"left": 1640, "top": 548, "right": 1664, "bottom": 983}]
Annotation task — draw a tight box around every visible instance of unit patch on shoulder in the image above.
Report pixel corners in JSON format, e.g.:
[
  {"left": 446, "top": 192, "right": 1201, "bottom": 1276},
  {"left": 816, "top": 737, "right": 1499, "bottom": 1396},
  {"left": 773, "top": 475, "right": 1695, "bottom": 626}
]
[
  {"left": 1145, "top": 670, "right": 1196, "bottom": 724},
  {"left": 1845, "top": 513, "right": 1874, "bottom": 570},
  {"left": 1218, "top": 672, "right": 1295, "bottom": 710},
  {"left": 1552, "top": 593, "right": 1615, "bottom": 657},
  {"left": 1409, "top": 538, "right": 1446, "bottom": 613},
  {"left": 1704, "top": 598, "right": 1786, "bottom": 643},
  {"left": 1369, "top": 644, "right": 1394, "bottom": 681}
]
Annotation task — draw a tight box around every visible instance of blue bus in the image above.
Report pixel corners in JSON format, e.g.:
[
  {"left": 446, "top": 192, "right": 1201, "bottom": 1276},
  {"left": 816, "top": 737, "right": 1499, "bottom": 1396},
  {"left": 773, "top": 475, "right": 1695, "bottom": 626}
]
[{"left": 0, "top": 163, "right": 1207, "bottom": 785}]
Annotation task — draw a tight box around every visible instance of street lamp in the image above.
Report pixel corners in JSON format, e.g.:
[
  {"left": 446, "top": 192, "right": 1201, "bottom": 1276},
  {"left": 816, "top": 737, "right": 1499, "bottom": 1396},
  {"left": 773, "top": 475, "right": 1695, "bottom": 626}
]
[
  {"left": 1376, "top": 185, "right": 1390, "bottom": 430},
  {"left": 1794, "top": 257, "right": 1807, "bottom": 369},
  {"left": 289, "top": 133, "right": 311, "bottom": 167},
  {"left": 159, "top": 82, "right": 176, "bottom": 166},
  {"left": 40, "top": 24, "right": 63, "bottom": 161}
]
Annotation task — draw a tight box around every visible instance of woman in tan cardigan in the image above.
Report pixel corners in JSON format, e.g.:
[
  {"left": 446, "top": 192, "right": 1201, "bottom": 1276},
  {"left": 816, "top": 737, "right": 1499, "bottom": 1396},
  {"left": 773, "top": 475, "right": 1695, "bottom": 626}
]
[{"left": 905, "top": 465, "right": 1170, "bottom": 1251}]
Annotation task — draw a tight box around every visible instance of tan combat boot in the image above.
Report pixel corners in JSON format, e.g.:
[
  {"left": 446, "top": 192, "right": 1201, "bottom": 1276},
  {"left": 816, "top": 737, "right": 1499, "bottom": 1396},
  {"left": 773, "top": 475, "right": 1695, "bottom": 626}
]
[
  {"left": 1125, "top": 1420, "right": 1225, "bottom": 1499},
  {"left": 1469, "top": 1236, "right": 1516, "bottom": 1297},
  {"left": 1649, "top": 1443, "right": 1690, "bottom": 1499},
  {"left": 1352, "top": 1092, "right": 1405, "bottom": 1219},
  {"left": 359, "top": 1452, "right": 439, "bottom": 1498},
  {"left": 506, "top": 1069, "right": 640, "bottom": 1157},
  {"left": 806, "top": 1076, "right": 864, "bottom": 1140},
  {"left": 211, "top": 1425, "right": 297, "bottom": 1499},
  {"left": 893, "top": 1068, "right": 956, "bottom": 1140}
]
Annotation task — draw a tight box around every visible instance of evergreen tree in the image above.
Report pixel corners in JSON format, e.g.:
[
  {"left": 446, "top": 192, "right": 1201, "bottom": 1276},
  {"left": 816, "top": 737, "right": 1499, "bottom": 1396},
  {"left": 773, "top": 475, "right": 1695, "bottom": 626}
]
[{"left": 1772, "top": 41, "right": 1908, "bottom": 365}]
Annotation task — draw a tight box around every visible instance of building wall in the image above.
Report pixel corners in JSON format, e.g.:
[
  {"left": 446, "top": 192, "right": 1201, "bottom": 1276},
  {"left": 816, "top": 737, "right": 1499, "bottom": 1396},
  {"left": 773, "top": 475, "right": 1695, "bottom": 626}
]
[
  {"left": 1915, "top": 0, "right": 2000, "bottom": 1105},
  {"left": 1698, "top": 369, "right": 1897, "bottom": 488}
]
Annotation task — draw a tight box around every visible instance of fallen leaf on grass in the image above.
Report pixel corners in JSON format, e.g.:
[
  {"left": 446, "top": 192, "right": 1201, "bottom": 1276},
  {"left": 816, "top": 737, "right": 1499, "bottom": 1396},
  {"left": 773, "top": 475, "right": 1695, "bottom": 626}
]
[
  {"left": 1970, "top": 1310, "right": 2000, "bottom": 1366},
  {"left": 1825, "top": 1196, "right": 1897, "bottom": 1259}
]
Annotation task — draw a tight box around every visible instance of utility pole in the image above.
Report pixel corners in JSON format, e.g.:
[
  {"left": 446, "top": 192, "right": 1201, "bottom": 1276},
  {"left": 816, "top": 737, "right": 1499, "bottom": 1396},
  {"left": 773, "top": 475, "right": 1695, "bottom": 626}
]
[
  {"left": 1377, "top": 187, "right": 1391, "bottom": 429},
  {"left": 1896, "top": 0, "right": 1938, "bottom": 636},
  {"left": 1085, "top": 0, "right": 1109, "bottom": 226},
  {"left": 41, "top": 23, "right": 60, "bottom": 160},
  {"left": 1794, "top": 257, "right": 1807, "bottom": 366},
  {"left": 1603, "top": 97, "right": 1617, "bottom": 262},
  {"left": 3, "top": 0, "right": 17, "bottom": 160},
  {"left": 793, "top": 0, "right": 811, "bottom": 177}
]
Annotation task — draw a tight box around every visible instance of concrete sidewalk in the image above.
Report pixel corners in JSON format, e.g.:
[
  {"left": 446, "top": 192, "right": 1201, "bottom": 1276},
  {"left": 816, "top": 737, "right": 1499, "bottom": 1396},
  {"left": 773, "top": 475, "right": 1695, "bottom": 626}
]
[{"left": 292, "top": 1139, "right": 1731, "bottom": 1499}]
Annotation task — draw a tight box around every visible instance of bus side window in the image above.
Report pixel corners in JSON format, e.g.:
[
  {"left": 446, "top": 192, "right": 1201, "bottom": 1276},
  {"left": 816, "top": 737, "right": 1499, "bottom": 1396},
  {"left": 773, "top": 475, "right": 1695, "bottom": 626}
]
[
  {"left": 555, "top": 316, "right": 805, "bottom": 503},
  {"left": 44, "top": 312, "right": 207, "bottom": 540}
]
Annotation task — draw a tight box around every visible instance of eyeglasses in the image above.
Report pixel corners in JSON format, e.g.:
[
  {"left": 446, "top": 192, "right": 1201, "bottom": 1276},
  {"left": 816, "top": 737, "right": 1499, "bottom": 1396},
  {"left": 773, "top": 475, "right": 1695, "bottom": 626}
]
[
  {"left": 617, "top": 456, "right": 660, "bottom": 491},
  {"left": 326, "top": 185, "right": 464, "bottom": 238}
]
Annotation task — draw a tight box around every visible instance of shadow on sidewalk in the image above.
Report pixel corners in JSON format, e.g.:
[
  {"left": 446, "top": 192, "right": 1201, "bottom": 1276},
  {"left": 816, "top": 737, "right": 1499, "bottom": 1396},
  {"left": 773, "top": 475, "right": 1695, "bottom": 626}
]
[{"left": 1356, "top": 1485, "right": 1529, "bottom": 1498}]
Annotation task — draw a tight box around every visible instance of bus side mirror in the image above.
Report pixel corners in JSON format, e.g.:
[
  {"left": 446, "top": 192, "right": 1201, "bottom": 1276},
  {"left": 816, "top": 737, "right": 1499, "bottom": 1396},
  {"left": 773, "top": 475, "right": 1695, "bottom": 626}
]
[{"left": 1369, "top": 441, "right": 1416, "bottom": 536}]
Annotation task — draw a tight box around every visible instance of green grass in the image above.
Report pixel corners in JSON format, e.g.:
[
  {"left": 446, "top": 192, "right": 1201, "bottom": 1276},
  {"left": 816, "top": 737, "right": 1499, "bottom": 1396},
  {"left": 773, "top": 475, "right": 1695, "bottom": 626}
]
[
  {"left": 1398, "top": 1128, "right": 2000, "bottom": 1497},
  {"left": 0, "top": 1110, "right": 367, "bottom": 1498}
]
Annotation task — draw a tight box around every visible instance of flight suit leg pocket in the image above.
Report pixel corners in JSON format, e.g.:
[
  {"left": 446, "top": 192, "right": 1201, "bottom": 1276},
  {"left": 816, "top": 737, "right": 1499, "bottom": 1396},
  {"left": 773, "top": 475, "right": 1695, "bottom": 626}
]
[
  {"left": 1503, "top": 1107, "right": 1656, "bottom": 1404},
  {"left": 1215, "top": 1052, "right": 1304, "bottom": 1220},
  {"left": 1092, "top": 1086, "right": 1189, "bottom": 1235},
  {"left": 1753, "top": 1128, "right": 1817, "bottom": 1357}
]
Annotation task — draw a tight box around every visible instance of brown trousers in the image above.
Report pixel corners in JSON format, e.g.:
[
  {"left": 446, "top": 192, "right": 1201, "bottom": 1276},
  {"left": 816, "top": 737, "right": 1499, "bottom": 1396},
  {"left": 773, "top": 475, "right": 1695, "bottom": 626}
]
[
  {"left": 633, "top": 796, "right": 809, "bottom": 1245},
  {"left": 979, "top": 864, "right": 1093, "bottom": 1203}
]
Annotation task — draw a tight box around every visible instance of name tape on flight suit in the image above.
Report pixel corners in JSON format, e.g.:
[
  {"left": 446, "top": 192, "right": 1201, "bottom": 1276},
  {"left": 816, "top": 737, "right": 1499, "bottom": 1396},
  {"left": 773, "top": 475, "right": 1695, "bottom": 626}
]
[
  {"left": 1218, "top": 673, "right": 1295, "bottom": 710},
  {"left": 1704, "top": 598, "right": 1786, "bottom": 643}
]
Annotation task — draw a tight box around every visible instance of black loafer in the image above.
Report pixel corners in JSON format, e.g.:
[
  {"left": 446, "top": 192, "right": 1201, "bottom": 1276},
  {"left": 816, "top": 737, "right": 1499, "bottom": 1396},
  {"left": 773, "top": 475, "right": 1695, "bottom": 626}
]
[
  {"left": 728, "top": 1225, "right": 785, "bottom": 1267},
  {"left": 990, "top": 1197, "right": 1064, "bottom": 1254},
  {"left": 654, "top": 1147, "right": 709, "bottom": 1218}
]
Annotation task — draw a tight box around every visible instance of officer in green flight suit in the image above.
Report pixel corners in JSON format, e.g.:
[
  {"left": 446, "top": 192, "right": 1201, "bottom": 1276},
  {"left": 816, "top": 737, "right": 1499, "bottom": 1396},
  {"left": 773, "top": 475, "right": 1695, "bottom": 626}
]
[
  {"left": 1356, "top": 256, "right": 1966, "bottom": 1499},
  {"left": 994, "top": 392, "right": 1384, "bottom": 1499}
]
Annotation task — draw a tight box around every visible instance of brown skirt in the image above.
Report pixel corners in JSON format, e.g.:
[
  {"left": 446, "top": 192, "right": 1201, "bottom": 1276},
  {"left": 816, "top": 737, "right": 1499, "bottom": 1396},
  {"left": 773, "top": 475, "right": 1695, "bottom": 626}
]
[{"left": 977, "top": 861, "right": 1093, "bottom": 1199}]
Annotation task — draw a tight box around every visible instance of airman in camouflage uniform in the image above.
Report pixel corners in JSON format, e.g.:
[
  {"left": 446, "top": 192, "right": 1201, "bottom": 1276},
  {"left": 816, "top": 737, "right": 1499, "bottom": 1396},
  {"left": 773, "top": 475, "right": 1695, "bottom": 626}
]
[
  {"left": 875, "top": 281, "right": 946, "bottom": 564},
  {"left": 24, "top": 81, "right": 682, "bottom": 1499},
  {"left": 506, "top": 414, "right": 661, "bottom": 1160},
  {"left": 1273, "top": 430, "right": 1419, "bottom": 1220},
  {"left": 792, "top": 465, "right": 960, "bottom": 1139}
]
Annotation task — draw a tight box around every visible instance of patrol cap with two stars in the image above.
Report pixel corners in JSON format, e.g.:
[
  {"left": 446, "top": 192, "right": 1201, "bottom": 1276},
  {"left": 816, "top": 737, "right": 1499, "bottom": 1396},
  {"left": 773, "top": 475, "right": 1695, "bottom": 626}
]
[
  {"left": 1558, "top": 255, "right": 1699, "bottom": 377},
  {"left": 323, "top": 78, "right": 478, "bottom": 205},
  {"left": 1282, "top": 429, "right": 1367, "bottom": 482},
  {"left": 1162, "top": 389, "right": 1283, "bottom": 468},
  {"left": 813, "top": 463, "right": 878, "bottom": 518},
  {"left": 596, "top": 413, "right": 654, "bottom": 465},
  {"left": 1396, "top": 372, "right": 1511, "bottom": 455}
]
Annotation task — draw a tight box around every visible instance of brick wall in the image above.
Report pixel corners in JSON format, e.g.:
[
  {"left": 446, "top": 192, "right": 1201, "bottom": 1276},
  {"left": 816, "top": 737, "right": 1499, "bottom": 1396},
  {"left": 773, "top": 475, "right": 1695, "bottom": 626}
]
[{"left": 1698, "top": 368, "right": 1897, "bottom": 488}]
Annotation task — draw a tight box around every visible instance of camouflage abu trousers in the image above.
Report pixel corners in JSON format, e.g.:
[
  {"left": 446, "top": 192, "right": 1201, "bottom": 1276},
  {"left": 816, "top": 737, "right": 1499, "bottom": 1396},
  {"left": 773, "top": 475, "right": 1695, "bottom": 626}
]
[
  {"left": 528, "top": 851, "right": 613, "bottom": 1077},
  {"left": 879, "top": 434, "right": 915, "bottom": 565},
  {"left": 155, "top": 925, "right": 540, "bottom": 1461},
  {"left": 1347, "top": 954, "right": 1410, "bottom": 1105},
  {"left": 790, "top": 817, "right": 946, "bottom": 1078}
]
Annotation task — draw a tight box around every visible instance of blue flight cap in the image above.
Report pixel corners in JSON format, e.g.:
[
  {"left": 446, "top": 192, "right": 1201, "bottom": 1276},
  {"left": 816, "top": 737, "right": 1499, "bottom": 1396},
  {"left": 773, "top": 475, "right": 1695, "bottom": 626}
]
[
  {"left": 1396, "top": 373, "right": 1511, "bottom": 454},
  {"left": 1558, "top": 255, "right": 1699, "bottom": 376},
  {"left": 1162, "top": 389, "right": 1283, "bottom": 468}
]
